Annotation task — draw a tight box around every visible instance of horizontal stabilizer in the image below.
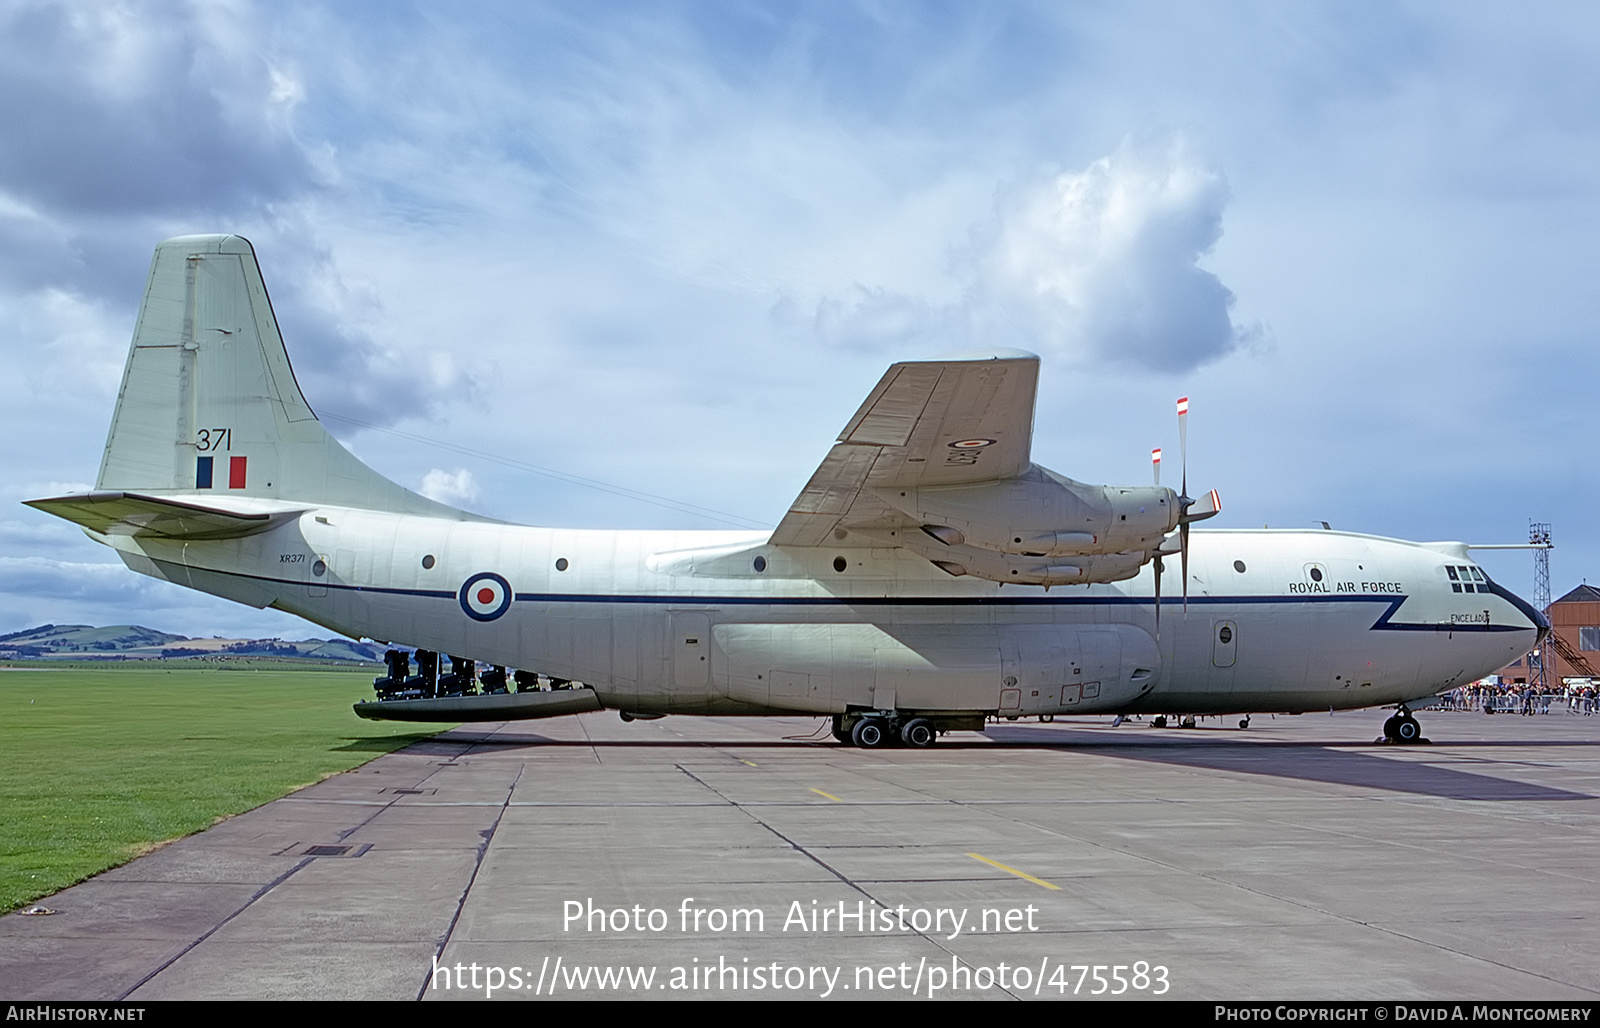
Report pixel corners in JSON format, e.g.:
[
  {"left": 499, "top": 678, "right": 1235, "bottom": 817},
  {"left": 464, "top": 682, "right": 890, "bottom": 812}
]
[{"left": 24, "top": 491, "right": 306, "bottom": 540}]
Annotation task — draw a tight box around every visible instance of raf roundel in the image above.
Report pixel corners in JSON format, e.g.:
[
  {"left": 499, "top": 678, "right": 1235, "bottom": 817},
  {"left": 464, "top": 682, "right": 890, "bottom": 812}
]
[{"left": 458, "top": 572, "right": 513, "bottom": 622}]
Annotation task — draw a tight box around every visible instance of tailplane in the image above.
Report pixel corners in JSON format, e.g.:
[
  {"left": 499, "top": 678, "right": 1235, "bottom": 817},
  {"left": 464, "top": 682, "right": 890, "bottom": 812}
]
[{"left": 86, "top": 234, "right": 467, "bottom": 518}]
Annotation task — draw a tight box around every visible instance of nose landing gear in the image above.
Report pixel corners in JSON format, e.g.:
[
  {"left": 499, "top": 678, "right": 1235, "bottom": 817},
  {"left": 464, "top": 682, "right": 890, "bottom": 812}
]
[{"left": 1380, "top": 706, "right": 1428, "bottom": 744}]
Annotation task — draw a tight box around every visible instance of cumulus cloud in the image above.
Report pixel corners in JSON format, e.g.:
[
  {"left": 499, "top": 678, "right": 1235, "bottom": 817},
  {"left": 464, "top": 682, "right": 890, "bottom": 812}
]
[
  {"left": 259, "top": 229, "right": 469, "bottom": 427},
  {"left": 809, "top": 285, "right": 946, "bottom": 354},
  {"left": 972, "top": 137, "right": 1251, "bottom": 371},
  {"left": 0, "top": 1, "right": 314, "bottom": 218},
  {"left": 420, "top": 467, "right": 479, "bottom": 507},
  {"left": 0, "top": 555, "right": 154, "bottom": 604}
]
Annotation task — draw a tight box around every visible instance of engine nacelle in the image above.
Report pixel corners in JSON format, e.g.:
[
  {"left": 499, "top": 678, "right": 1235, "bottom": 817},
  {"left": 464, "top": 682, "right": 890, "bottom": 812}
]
[{"left": 875, "top": 463, "right": 1177, "bottom": 568}]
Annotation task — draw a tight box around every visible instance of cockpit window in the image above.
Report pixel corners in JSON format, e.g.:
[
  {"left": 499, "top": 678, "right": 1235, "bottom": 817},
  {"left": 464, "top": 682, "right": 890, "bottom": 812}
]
[{"left": 1445, "top": 564, "right": 1483, "bottom": 593}]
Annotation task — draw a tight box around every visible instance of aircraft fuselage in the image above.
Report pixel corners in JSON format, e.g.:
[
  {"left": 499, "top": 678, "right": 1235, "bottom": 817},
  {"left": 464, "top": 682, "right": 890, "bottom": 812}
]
[{"left": 104, "top": 512, "right": 1539, "bottom": 719}]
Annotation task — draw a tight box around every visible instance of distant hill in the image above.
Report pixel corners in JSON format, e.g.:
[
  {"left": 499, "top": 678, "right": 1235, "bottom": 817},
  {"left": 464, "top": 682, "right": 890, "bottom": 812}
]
[{"left": 0, "top": 624, "right": 383, "bottom": 663}]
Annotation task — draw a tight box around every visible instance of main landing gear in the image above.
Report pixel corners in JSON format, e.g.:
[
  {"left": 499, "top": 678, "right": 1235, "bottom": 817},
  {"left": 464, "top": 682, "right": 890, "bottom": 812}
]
[
  {"left": 1380, "top": 705, "right": 1427, "bottom": 744},
  {"left": 834, "top": 713, "right": 939, "bottom": 749}
]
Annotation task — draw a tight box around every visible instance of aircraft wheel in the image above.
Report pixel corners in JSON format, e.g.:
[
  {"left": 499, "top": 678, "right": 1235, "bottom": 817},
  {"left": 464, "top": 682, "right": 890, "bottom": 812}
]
[
  {"left": 901, "top": 718, "right": 935, "bottom": 748},
  {"left": 852, "top": 718, "right": 889, "bottom": 748},
  {"left": 1239, "top": 717, "right": 1250, "bottom": 729},
  {"left": 1382, "top": 714, "right": 1400, "bottom": 741},
  {"left": 1396, "top": 715, "right": 1421, "bottom": 743},
  {"left": 1181, "top": 715, "right": 1196, "bottom": 729},
  {"left": 1152, "top": 715, "right": 1167, "bottom": 728}
]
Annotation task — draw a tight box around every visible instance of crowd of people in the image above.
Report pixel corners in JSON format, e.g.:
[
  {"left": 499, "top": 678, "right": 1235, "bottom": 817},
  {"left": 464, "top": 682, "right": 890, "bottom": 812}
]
[{"left": 1439, "top": 681, "right": 1598, "bottom": 715}]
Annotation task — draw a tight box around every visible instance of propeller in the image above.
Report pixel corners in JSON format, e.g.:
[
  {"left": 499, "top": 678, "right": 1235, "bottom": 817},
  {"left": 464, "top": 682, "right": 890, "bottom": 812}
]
[
  {"left": 1152, "top": 398, "right": 1222, "bottom": 637},
  {"left": 1178, "top": 396, "right": 1190, "bottom": 616},
  {"left": 1173, "top": 396, "right": 1222, "bottom": 617},
  {"left": 1151, "top": 447, "right": 1165, "bottom": 639}
]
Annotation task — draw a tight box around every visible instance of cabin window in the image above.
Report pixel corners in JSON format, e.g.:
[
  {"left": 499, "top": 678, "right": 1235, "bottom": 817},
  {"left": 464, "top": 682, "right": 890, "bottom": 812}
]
[
  {"left": 832, "top": 556, "right": 848, "bottom": 573},
  {"left": 753, "top": 556, "right": 767, "bottom": 573},
  {"left": 555, "top": 558, "right": 569, "bottom": 571},
  {"left": 1233, "top": 560, "right": 1246, "bottom": 573},
  {"left": 421, "top": 554, "right": 435, "bottom": 569}
]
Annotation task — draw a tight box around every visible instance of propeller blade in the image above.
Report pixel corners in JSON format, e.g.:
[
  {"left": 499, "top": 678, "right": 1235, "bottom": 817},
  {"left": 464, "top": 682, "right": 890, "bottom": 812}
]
[
  {"left": 1151, "top": 448, "right": 1161, "bottom": 487},
  {"left": 1177, "top": 396, "right": 1189, "bottom": 501},
  {"left": 1153, "top": 553, "right": 1162, "bottom": 641},
  {"left": 1184, "top": 488, "right": 1222, "bottom": 523},
  {"left": 1181, "top": 521, "right": 1190, "bottom": 617}
]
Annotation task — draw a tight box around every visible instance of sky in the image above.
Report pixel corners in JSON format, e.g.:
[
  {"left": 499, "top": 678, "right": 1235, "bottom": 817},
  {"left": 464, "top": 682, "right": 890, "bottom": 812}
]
[{"left": 2, "top": 1, "right": 1598, "bottom": 638}]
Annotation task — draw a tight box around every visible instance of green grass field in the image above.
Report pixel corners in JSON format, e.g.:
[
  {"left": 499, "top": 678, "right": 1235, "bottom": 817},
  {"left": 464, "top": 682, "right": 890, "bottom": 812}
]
[{"left": 0, "top": 664, "right": 446, "bottom": 913}]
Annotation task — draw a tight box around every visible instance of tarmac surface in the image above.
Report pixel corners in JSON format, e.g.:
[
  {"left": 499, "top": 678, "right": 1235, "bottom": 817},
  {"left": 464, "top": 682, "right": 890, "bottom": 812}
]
[{"left": 3, "top": 707, "right": 1599, "bottom": 1001}]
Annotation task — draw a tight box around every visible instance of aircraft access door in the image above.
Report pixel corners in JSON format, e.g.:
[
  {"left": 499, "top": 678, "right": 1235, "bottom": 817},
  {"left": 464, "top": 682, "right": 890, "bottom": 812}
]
[{"left": 670, "top": 612, "right": 711, "bottom": 692}]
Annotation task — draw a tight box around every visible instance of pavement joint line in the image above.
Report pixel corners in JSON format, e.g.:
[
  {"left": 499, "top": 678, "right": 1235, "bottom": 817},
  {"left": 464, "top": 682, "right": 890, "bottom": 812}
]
[
  {"left": 672, "top": 764, "right": 877, "bottom": 903},
  {"left": 574, "top": 714, "right": 602, "bottom": 765},
  {"left": 123, "top": 765, "right": 426, "bottom": 998},
  {"left": 964, "top": 852, "right": 1062, "bottom": 890},
  {"left": 1270, "top": 816, "right": 1600, "bottom": 882},
  {"left": 672, "top": 760, "right": 1020, "bottom": 997},
  {"left": 419, "top": 758, "right": 526, "bottom": 1001},
  {"left": 982, "top": 793, "right": 1600, "bottom": 993},
  {"left": 279, "top": 798, "right": 407, "bottom": 806},
  {"left": 119, "top": 855, "right": 314, "bottom": 1000}
]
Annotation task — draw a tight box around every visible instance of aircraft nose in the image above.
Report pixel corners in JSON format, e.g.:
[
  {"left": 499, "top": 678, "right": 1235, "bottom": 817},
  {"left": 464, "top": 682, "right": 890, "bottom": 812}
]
[{"left": 1488, "top": 577, "right": 1548, "bottom": 640}]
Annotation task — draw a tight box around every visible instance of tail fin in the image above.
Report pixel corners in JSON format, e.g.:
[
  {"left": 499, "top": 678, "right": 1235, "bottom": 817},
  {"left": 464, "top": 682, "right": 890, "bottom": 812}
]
[{"left": 95, "top": 235, "right": 467, "bottom": 518}]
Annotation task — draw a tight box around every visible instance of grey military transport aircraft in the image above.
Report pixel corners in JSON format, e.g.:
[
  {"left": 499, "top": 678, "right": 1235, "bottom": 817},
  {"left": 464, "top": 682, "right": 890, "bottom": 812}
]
[{"left": 27, "top": 236, "right": 1546, "bottom": 747}]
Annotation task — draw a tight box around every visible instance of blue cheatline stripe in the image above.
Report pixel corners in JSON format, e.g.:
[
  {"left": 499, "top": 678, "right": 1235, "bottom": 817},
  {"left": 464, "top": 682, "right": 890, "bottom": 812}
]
[{"left": 196, "top": 456, "right": 213, "bottom": 489}]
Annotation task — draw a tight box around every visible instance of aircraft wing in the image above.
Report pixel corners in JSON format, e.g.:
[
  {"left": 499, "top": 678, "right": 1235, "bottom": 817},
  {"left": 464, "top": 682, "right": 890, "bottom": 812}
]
[{"left": 770, "top": 350, "right": 1039, "bottom": 547}]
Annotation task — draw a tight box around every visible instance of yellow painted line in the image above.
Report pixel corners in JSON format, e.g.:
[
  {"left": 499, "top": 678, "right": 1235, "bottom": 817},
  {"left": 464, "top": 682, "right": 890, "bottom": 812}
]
[
  {"left": 740, "top": 760, "right": 757, "bottom": 766},
  {"left": 966, "top": 852, "right": 1061, "bottom": 891},
  {"left": 810, "top": 788, "right": 843, "bottom": 802}
]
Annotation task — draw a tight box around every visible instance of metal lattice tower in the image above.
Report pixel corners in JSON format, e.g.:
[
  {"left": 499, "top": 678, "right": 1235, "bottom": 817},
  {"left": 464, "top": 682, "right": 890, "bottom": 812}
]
[{"left": 1530, "top": 521, "right": 1553, "bottom": 689}]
